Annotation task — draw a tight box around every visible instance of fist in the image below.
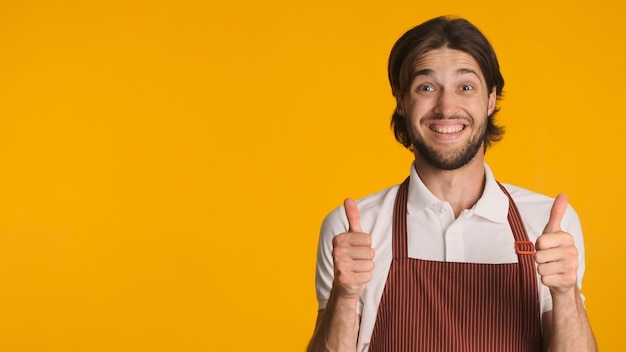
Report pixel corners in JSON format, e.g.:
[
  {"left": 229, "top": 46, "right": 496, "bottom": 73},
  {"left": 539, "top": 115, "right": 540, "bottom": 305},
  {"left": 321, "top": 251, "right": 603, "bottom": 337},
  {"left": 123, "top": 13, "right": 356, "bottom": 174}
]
[
  {"left": 331, "top": 198, "right": 375, "bottom": 300},
  {"left": 535, "top": 194, "right": 579, "bottom": 295}
]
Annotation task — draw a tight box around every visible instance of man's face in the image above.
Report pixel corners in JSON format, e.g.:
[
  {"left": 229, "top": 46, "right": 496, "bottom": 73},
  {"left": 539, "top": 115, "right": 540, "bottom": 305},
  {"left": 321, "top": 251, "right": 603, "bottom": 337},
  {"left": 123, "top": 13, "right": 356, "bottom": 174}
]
[{"left": 397, "top": 47, "right": 497, "bottom": 170}]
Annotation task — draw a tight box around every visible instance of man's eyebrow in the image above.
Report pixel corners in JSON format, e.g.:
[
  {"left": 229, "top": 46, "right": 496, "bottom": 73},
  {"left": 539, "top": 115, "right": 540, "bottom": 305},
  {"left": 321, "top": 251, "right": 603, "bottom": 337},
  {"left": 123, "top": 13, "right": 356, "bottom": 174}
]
[
  {"left": 412, "top": 69, "right": 433, "bottom": 79},
  {"left": 412, "top": 68, "right": 481, "bottom": 79},
  {"left": 457, "top": 68, "right": 481, "bottom": 78}
]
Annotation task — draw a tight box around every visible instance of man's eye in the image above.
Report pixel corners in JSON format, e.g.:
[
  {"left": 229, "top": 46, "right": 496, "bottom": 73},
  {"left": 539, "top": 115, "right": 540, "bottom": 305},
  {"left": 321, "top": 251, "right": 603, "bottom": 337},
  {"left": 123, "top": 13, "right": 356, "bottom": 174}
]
[
  {"left": 461, "top": 84, "right": 473, "bottom": 91},
  {"left": 418, "top": 85, "right": 434, "bottom": 92}
]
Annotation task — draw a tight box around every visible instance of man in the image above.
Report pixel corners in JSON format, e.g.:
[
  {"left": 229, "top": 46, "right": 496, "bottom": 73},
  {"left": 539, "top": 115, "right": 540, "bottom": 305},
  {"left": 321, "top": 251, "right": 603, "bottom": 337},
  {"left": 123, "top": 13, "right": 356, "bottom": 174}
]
[{"left": 307, "top": 16, "right": 597, "bottom": 351}]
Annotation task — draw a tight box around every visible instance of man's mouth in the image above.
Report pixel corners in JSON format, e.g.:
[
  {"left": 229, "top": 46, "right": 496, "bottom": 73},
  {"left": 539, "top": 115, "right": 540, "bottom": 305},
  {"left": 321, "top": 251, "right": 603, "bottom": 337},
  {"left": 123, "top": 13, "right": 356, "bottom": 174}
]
[{"left": 429, "top": 124, "right": 466, "bottom": 134}]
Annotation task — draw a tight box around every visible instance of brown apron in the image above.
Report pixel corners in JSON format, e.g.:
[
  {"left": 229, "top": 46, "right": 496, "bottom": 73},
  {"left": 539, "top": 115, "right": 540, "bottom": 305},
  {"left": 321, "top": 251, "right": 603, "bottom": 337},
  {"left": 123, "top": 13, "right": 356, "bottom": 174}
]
[{"left": 368, "top": 178, "right": 543, "bottom": 351}]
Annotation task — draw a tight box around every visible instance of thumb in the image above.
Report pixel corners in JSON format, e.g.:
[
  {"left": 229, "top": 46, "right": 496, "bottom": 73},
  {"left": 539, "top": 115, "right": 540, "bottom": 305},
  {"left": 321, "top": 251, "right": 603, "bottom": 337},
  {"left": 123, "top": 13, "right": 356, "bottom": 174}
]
[
  {"left": 543, "top": 193, "right": 568, "bottom": 234},
  {"left": 344, "top": 198, "right": 362, "bottom": 233}
]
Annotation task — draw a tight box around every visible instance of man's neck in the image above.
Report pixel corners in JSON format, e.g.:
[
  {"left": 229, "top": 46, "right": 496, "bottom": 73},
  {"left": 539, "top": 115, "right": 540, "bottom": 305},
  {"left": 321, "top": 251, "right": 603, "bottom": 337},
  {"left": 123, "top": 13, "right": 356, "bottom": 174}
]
[{"left": 413, "top": 156, "right": 486, "bottom": 218}]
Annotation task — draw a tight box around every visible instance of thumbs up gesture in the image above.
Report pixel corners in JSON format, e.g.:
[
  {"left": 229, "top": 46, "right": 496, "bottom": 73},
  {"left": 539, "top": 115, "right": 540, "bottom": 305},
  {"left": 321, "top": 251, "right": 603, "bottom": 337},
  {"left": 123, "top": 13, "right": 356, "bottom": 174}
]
[
  {"left": 331, "top": 198, "right": 376, "bottom": 300},
  {"left": 535, "top": 194, "right": 579, "bottom": 295}
]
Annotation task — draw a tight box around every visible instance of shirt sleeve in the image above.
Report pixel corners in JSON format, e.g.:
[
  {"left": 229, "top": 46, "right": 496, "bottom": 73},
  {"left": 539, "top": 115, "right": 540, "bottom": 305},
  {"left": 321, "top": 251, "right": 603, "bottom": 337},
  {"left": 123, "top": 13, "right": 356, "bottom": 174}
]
[
  {"left": 315, "top": 206, "right": 341, "bottom": 310},
  {"left": 565, "top": 204, "right": 586, "bottom": 298},
  {"left": 315, "top": 205, "right": 365, "bottom": 313}
]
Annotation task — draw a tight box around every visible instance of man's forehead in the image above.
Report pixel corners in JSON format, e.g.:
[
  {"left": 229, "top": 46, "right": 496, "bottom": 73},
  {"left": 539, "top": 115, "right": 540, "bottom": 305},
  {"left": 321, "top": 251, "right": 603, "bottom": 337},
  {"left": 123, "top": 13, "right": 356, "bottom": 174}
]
[
  {"left": 414, "top": 48, "right": 480, "bottom": 68},
  {"left": 412, "top": 48, "right": 485, "bottom": 79}
]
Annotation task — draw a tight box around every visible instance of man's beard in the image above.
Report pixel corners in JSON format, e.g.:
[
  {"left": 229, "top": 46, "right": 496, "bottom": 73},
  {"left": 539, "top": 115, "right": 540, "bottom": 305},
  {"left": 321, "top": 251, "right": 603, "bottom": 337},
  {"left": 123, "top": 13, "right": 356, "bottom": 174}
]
[{"left": 410, "top": 116, "right": 488, "bottom": 171}]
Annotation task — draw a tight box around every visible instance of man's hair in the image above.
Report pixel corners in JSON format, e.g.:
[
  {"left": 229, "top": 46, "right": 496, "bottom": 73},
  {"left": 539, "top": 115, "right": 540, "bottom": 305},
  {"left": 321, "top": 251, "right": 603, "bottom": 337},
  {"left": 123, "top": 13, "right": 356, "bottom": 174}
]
[{"left": 388, "top": 16, "right": 505, "bottom": 149}]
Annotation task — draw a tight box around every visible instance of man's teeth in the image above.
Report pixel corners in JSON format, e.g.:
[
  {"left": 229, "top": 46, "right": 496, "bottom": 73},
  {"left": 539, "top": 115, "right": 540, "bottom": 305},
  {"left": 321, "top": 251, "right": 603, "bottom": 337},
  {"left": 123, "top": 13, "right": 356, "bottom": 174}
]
[{"left": 431, "top": 125, "right": 464, "bottom": 134}]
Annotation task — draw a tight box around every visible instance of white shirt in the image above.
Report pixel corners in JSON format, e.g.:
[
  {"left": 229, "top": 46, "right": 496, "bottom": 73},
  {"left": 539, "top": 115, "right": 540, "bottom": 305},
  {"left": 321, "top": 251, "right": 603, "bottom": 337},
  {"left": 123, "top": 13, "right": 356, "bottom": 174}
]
[{"left": 315, "top": 163, "right": 586, "bottom": 352}]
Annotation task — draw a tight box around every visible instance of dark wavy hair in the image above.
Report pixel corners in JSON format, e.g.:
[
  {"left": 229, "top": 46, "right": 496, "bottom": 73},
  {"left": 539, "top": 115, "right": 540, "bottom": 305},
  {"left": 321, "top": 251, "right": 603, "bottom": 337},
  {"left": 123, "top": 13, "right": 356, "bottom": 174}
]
[{"left": 388, "top": 16, "right": 505, "bottom": 150}]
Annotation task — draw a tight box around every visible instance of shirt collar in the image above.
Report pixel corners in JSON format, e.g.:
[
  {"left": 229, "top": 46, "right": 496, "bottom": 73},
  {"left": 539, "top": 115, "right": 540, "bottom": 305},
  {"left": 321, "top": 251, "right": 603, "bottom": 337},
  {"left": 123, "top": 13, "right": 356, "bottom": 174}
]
[
  {"left": 473, "top": 164, "right": 509, "bottom": 223},
  {"left": 406, "top": 164, "right": 442, "bottom": 214},
  {"left": 406, "top": 163, "right": 509, "bottom": 224}
]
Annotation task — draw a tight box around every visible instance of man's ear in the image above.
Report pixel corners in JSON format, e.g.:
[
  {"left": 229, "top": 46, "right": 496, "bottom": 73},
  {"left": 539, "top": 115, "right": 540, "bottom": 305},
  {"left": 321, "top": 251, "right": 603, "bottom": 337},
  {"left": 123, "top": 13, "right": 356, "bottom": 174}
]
[
  {"left": 396, "top": 96, "right": 405, "bottom": 117},
  {"left": 487, "top": 87, "right": 497, "bottom": 115}
]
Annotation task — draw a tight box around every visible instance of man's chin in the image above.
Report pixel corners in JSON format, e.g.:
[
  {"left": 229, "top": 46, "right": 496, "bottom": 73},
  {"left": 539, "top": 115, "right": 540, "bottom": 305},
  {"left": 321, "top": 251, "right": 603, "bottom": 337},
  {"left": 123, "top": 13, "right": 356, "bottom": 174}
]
[{"left": 413, "top": 147, "right": 481, "bottom": 171}]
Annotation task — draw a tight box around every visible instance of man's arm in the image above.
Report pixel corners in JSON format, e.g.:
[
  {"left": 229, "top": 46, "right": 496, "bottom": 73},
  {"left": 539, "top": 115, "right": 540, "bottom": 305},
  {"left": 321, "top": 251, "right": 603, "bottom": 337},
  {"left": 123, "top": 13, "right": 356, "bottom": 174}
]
[
  {"left": 536, "top": 194, "right": 597, "bottom": 351},
  {"left": 307, "top": 299, "right": 360, "bottom": 351},
  {"left": 307, "top": 199, "right": 374, "bottom": 352},
  {"left": 541, "top": 290, "right": 596, "bottom": 351}
]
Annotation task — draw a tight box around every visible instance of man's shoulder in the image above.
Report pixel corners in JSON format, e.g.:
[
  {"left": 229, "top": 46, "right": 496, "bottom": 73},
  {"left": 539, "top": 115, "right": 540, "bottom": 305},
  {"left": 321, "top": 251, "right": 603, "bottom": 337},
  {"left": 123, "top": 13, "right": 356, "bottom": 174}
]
[
  {"left": 500, "top": 183, "right": 556, "bottom": 217},
  {"left": 500, "top": 183, "right": 553, "bottom": 205},
  {"left": 321, "top": 183, "right": 401, "bottom": 234},
  {"left": 355, "top": 183, "right": 402, "bottom": 214},
  {"left": 499, "top": 182, "right": 581, "bottom": 233}
]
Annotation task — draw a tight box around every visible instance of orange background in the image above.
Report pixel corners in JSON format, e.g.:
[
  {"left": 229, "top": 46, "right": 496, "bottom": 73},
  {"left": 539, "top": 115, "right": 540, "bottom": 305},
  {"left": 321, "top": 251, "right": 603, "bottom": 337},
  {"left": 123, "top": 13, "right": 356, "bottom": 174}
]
[{"left": 0, "top": 1, "right": 623, "bottom": 351}]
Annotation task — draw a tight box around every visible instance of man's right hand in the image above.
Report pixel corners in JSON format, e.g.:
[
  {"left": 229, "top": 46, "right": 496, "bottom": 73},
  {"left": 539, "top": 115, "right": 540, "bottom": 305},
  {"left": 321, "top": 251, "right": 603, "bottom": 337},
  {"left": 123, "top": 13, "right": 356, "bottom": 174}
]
[{"left": 331, "top": 198, "right": 375, "bottom": 300}]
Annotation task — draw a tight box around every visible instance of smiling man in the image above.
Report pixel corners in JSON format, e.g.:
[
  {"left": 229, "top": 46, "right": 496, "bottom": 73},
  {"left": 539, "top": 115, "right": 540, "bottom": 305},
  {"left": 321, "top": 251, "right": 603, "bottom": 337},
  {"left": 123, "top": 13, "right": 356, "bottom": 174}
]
[{"left": 307, "top": 17, "right": 597, "bottom": 352}]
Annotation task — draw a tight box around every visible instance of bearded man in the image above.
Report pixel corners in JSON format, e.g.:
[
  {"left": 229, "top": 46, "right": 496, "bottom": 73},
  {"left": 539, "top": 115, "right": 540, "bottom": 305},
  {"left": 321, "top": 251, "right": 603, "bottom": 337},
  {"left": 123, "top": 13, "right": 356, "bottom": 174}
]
[{"left": 307, "top": 16, "right": 597, "bottom": 352}]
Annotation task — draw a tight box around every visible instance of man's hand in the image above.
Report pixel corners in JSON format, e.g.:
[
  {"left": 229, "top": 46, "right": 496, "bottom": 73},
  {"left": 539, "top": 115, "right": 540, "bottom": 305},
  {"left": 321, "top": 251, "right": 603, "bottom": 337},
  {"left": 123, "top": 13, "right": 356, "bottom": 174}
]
[
  {"left": 535, "top": 194, "right": 579, "bottom": 295},
  {"left": 331, "top": 198, "right": 375, "bottom": 300}
]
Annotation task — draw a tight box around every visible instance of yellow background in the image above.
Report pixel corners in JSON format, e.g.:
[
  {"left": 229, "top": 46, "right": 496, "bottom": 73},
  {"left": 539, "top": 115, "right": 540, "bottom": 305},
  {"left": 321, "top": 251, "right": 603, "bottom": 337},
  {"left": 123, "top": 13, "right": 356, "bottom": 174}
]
[{"left": 0, "top": 0, "right": 622, "bottom": 351}]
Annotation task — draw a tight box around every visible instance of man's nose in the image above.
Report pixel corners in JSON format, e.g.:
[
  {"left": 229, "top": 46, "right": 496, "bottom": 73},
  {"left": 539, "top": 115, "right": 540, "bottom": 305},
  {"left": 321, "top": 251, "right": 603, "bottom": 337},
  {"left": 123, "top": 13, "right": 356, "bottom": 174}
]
[{"left": 432, "top": 89, "right": 460, "bottom": 117}]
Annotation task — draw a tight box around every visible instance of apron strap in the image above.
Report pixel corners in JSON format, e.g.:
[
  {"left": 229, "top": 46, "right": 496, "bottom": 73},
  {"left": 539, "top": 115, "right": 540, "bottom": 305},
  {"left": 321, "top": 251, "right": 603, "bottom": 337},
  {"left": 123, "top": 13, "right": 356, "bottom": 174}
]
[
  {"left": 497, "top": 182, "right": 543, "bottom": 339},
  {"left": 391, "top": 177, "right": 410, "bottom": 259}
]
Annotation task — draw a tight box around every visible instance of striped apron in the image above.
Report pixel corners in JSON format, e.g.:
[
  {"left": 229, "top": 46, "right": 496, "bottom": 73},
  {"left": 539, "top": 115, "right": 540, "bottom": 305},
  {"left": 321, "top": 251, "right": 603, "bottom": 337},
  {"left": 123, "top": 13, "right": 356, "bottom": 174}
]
[{"left": 368, "top": 178, "right": 543, "bottom": 351}]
